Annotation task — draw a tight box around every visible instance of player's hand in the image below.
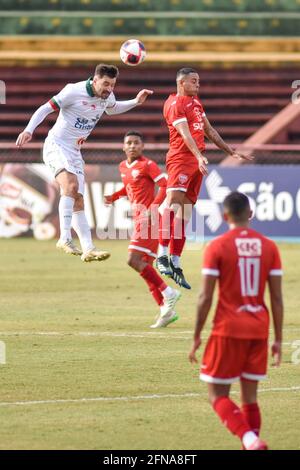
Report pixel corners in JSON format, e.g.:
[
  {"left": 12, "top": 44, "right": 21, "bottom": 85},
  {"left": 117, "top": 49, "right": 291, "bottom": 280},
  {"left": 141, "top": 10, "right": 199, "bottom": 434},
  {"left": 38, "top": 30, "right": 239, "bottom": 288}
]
[
  {"left": 189, "top": 337, "right": 202, "bottom": 364},
  {"left": 198, "top": 156, "right": 208, "bottom": 176},
  {"left": 16, "top": 131, "right": 32, "bottom": 148},
  {"left": 135, "top": 89, "right": 154, "bottom": 105},
  {"left": 231, "top": 152, "right": 254, "bottom": 162},
  {"left": 271, "top": 341, "right": 282, "bottom": 367},
  {"left": 104, "top": 195, "right": 114, "bottom": 206}
]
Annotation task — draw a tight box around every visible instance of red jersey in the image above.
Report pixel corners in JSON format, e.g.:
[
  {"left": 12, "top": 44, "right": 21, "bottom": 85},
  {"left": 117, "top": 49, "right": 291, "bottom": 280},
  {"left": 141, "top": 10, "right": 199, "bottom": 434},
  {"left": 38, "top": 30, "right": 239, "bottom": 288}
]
[
  {"left": 202, "top": 227, "right": 282, "bottom": 339},
  {"left": 119, "top": 156, "right": 165, "bottom": 216},
  {"left": 163, "top": 93, "right": 206, "bottom": 163}
]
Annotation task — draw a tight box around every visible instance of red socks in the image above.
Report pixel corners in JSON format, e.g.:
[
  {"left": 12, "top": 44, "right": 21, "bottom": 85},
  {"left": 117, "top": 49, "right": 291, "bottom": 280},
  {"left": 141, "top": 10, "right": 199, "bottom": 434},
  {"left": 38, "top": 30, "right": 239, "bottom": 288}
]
[
  {"left": 159, "top": 208, "right": 174, "bottom": 247},
  {"left": 148, "top": 282, "right": 164, "bottom": 306},
  {"left": 140, "top": 265, "right": 167, "bottom": 293},
  {"left": 213, "top": 396, "right": 251, "bottom": 440},
  {"left": 170, "top": 217, "right": 186, "bottom": 256},
  {"left": 242, "top": 403, "right": 261, "bottom": 436},
  {"left": 159, "top": 208, "right": 187, "bottom": 257}
]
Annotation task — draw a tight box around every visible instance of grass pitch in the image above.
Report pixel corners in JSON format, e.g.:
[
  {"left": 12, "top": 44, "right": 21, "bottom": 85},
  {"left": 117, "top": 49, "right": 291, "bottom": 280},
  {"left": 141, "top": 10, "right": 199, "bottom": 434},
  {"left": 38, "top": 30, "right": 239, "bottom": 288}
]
[{"left": 0, "top": 238, "right": 299, "bottom": 450}]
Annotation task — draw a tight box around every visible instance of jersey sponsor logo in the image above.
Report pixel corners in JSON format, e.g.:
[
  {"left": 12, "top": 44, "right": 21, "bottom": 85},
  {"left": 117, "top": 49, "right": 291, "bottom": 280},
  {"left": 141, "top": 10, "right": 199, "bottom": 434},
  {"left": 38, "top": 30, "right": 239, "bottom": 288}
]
[
  {"left": 235, "top": 238, "right": 262, "bottom": 257},
  {"left": 193, "top": 122, "right": 204, "bottom": 131},
  {"left": 194, "top": 107, "right": 204, "bottom": 120},
  {"left": 74, "top": 117, "right": 95, "bottom": 131},
  {"left": 178, "top": 173, "right": 188, "bottom": 184}
]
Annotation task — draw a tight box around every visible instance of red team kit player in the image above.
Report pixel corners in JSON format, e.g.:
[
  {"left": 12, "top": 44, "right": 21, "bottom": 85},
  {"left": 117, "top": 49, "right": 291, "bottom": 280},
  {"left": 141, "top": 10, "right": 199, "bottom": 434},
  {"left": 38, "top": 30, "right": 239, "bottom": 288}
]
[
  {"left": 104, "top": 131, "right": 181, "bottom": 328},
  {"left": 157, "top": 68, "right": 253, "bottom": 288},
  {"left": 189, "top": 192, "right": 284, "bottom": 450}
]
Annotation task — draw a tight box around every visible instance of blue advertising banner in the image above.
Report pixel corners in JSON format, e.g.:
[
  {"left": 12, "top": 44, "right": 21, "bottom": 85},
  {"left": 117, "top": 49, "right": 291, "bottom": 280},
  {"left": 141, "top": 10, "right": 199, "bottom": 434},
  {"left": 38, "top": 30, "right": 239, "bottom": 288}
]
[
  {"left": 1, "top": 163, "right": 299, "bottom": 240},
  {"left": 192, "top": 165, "right": 300, "bottom": 240}
]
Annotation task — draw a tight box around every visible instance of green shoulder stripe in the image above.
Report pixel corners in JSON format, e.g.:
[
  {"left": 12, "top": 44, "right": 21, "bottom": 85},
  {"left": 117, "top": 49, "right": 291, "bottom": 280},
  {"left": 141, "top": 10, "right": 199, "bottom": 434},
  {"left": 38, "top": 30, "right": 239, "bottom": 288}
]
[{"left": 49, "top": 98, "right": 60, "bottom": 110}]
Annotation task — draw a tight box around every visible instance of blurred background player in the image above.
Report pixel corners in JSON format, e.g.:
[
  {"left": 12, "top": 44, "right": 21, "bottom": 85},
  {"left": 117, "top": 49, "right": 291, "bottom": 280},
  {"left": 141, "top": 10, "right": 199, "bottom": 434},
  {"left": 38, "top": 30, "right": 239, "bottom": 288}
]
[
  {"left": 189, "top": 192, "right": 283, "bottom": 450},
  {"left": 157, "top": 67, "right": 253, "bottom": 288},
  {"left": 16, "top": 64, "right": 153, "bottom": 262},
  {"left": 104, "top": 131, "right": 181, "bottom": 328}
]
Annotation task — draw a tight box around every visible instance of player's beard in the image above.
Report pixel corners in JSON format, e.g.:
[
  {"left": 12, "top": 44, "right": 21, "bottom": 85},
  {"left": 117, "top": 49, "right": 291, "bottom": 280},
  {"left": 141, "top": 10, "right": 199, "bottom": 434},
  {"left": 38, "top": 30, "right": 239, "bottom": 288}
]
[{"left": 99, "top": 91, "right": 110, "bottom": 99}]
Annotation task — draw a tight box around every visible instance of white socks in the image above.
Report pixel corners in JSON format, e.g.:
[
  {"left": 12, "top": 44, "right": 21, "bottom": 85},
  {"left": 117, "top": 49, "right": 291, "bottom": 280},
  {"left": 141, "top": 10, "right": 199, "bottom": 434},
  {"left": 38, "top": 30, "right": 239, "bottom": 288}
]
[
  {"left": 158, "top": 244, "right": 168, "bottom": 257},
  {"left": 161, "top": 286, "right": 174, "bottom": 299},
  {"left": 242, "top": 431, "right": 259, "bottom": 449},
  {"left": 170, "top": 255, "right": 180, "bottom": 268},
  {"left": 59, "top": 195, "right": 74, "bottom": 242},
  {"left": 157, "top": 247, "right": 181, "bottom": 269},
  {"left": 72, "top": 210, "right": 94, "bottom": 252}
]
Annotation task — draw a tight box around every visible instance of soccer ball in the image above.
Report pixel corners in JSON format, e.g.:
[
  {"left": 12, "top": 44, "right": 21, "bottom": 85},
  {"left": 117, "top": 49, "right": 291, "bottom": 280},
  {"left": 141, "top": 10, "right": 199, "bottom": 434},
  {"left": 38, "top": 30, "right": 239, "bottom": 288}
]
[{"left": 120, "top": 39, "right": 146, "bottom": 66}]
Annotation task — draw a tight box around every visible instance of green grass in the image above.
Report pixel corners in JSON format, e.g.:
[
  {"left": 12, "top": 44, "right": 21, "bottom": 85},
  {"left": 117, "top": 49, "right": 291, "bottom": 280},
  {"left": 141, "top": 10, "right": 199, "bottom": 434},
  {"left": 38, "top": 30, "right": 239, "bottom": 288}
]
[{"left": 0, "top": 239, "right": 299, "bottom": 450}]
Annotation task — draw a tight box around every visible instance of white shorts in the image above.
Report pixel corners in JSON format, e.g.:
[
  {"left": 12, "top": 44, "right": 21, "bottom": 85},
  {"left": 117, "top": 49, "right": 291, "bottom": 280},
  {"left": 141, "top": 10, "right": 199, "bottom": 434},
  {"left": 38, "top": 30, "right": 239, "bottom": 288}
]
[{"left": 43, "top": 137, "right": 85, "bottom": 195}]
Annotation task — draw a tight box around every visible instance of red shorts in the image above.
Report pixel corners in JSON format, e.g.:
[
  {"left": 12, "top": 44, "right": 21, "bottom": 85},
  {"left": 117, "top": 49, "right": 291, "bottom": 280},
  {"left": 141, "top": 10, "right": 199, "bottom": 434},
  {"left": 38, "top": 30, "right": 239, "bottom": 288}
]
[
  {"left": 166, "top": 157, "right": 203, "bottom": 205},
  {"left": 200, "top": 335, "right": 268, "bottom": 384},
  {"left": 128, "top": 217, "right": 158, "bottom": 261}
]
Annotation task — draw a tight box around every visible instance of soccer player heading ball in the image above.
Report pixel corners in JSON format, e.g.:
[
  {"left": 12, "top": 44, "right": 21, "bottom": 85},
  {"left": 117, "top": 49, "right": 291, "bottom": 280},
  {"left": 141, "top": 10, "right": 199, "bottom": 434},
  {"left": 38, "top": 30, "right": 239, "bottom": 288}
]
[
  {"left": 16, "top": 64, "right": 153, "bottom": 262},
  {"left": 157, "top": 68, "right": 253, "bottom": 288},
  {"left": 189, "top": 192, "right": 284, "bottom": 450}
]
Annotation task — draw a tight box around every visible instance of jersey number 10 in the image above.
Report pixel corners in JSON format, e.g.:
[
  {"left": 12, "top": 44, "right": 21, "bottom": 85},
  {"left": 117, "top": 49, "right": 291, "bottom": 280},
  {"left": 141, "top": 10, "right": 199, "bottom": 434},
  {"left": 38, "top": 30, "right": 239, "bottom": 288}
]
[{"left": 238, "top": 258, "right": 260, "bottom": 297}]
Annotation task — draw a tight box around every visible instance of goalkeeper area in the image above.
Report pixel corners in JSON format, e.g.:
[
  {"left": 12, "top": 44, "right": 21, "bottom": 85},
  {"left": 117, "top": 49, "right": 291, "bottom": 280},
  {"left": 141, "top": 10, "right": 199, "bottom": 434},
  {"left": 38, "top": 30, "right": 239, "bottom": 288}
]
[{"left": 0, "top": 238, "right": 299, "bottom": 450}]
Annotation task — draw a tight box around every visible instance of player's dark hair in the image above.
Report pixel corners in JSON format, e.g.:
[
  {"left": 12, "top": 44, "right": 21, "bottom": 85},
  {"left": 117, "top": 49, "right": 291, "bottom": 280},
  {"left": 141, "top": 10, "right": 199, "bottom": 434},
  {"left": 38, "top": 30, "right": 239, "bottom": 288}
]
[
  {"left": 94, "top": 64, "right": 119, "bottom": 79},
  {"left": 223, "top": 192, "right": 250, "bottom": 221},
  {"left": 124, "top": 130, "right": 144, "bottom": 141},
  {"left": 176, "top": 67, "right": 198, "bottom": 80}
]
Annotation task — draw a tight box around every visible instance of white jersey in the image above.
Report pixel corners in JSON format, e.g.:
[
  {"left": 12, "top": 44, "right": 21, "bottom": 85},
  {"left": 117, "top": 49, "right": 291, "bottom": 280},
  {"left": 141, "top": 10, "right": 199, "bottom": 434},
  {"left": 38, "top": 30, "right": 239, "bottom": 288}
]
[{"left": 47, "top": 77, "right": 116, "bottom": 150}]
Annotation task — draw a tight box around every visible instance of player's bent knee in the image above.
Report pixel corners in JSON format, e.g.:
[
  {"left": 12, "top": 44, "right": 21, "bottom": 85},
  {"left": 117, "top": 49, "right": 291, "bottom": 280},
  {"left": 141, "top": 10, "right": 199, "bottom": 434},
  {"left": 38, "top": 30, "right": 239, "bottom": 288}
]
[
  {"left": 127, "top": 253, "right": 144, "bottom": 271},
  {"left": 127, "top": 255, "right": 137, "bottom": 269}
]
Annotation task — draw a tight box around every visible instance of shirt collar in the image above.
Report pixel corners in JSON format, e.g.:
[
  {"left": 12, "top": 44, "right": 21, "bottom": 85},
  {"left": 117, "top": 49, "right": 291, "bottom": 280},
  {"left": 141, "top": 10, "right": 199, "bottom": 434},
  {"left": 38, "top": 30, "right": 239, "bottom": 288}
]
[
  {"left": 126, "top": 157, "right": 142, "bottom": 168},
  {"left": 86, "top": 77, "right": 95, "bottom": 97}
]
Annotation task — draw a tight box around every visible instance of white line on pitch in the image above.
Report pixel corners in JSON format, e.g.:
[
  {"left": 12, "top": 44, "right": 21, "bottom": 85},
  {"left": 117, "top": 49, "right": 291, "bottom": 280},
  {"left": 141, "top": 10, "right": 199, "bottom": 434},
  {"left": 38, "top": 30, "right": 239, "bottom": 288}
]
[
  {"left": 0, "top": 331, "right": 298, "bottom": 345},
  {"left": 0, "top": 386, "right": 299, "bottom": 408},
  {"left": 0, "top": 331, "right": 197, "bottom": 339},
  {"left": 1, "top": 327, "right": 299, "bottom": 338}
]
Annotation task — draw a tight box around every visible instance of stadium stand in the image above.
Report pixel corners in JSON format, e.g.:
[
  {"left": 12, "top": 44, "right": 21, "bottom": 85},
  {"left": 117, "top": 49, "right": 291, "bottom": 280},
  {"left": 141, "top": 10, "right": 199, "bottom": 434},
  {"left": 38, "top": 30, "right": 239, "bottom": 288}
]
[
  {"left": 1, "top": 0, "right": 300, "bottom": 36},
  {"left": 0, "top": 66, "right": 297, "bottom": 145},
  {"left": 0, "top": 0, "right": 299, "bottom": 165}
]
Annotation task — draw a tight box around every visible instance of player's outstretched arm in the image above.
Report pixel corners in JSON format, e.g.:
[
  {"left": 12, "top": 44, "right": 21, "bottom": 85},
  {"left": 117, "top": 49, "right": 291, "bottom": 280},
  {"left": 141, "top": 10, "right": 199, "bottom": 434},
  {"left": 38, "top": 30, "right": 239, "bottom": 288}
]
[
  {"left": 268, "top": 274, "right": 284, "bottom": 367},
  {"left": 175, "top": 120, "right": 208, "bottom": 175},
  {"left": 189, "top": 275, "right": 217, "bottom": 364},
  {"left": 104, "top": 186, "right": 127, "bottom": 205},
  {"left": 105, "top": 89, "right": 153, "bottom": 116},
  {"left": 16, "top": 102, "right": 55, "bottom": 148},
  {"left": 203, "top": 115, "right": 254, "bottom": 161},
  {"left": 135, "top": 89, "right": 153, "bottom": 105},
  {"left": 16, "top": 131, "right": 32, "bottom": 147}
]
